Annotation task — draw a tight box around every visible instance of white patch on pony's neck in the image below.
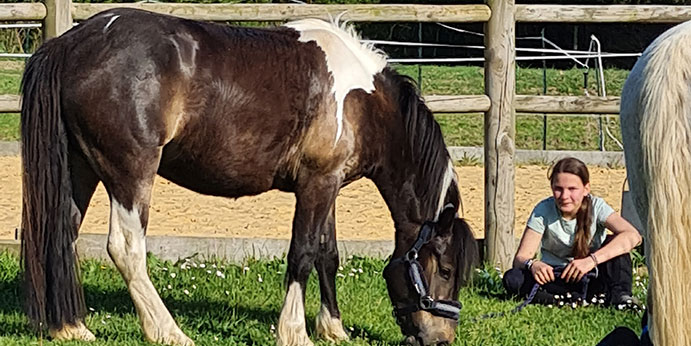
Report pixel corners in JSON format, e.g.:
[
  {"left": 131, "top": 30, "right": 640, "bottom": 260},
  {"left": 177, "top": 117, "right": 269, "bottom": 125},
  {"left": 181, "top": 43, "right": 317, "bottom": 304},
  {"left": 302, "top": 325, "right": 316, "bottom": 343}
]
[
  {"left": 103, "top": 15, "right": 120, "bottom": 33},
  {"left": 435, "top": 159, "right": 457, "bottom": 221},
  {"left": 285, "top": 19, "right": 387, "bottom": 144}
]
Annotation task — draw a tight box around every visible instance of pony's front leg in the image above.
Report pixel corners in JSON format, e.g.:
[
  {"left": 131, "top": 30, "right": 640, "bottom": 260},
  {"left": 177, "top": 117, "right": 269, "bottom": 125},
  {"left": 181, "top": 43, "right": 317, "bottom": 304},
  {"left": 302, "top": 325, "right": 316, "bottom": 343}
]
[
  {"left": 105, "top": 172, "right": 194, "bottom": 346},
  {"left": 314, "top": 206, "right": 349, "bottom": 342},
  {"left": 278, "top": 174, "right": 340, "bottom": 346}
]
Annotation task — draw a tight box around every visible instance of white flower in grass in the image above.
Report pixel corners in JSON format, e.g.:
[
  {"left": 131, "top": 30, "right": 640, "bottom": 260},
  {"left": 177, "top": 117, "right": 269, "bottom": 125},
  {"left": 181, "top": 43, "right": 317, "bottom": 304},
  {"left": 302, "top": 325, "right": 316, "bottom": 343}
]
[
  {"left": 338, "top": 266, "right": 343, "bottom": 271},
  {"left": 106, "top": 314, "right": 111, "bottom": 319},
  {"left": 216, "top": 270, "right": 226, "bottom": 279},
  {"left": 88, "top": 307, "right": 95, "bottom": 312},
  {"left": 184, "top": 289, "right": 190, "bottom": 296},
  {"left": 180, "top": 263, "right": 188, "bottom": 270},
  {"left": 258, "top": 274, "right": 263, "bottom": 283},
  {"left": 170, "top": 273, "right": 177, "bottom": 279},
  {"left": 348, "top": 273, "right": 354, "bottom": 277},
  {"left": 243, "top": 267, "right": 250, "bottom": 274},
  {"left": 206, "top": 270, "right": 212, "bottom": 275},
  {"left": 167, "top": 284, "right": 172, "bottom": 290},
  {"left": 101, "top": 320, "right": 106, "bottom": 325},
  {"left": 358, "top": 268, "right": 363, "bottom": 273},
  {"left": 161, "top": 267, "right": 168, "bottom": 271},
  {"left": 191, "top": 276, "right": 195, "bottom": 281},
  {"left": 214, "top": 336, "right": 219, "bottom": 341},
  {"left": 225, "top": 290, "right": 230, "bottom": 296},
  {"left": 212, "top": 264, "right": 217, "bottom": 269},
  {"left": 270, "top": 324, "right": 276, "bottom": 334},
  {"left": 192, "top": 284, "right": 197, "bottom": 290},
  {"left": 351, "top": 268, "right": 357, "bottom": 273},
  {"left": 337, "top": 273, "right": 345, "bottom": 278},
  {"left": 200, "top": 264, "right": 206, "bottom": 268}
]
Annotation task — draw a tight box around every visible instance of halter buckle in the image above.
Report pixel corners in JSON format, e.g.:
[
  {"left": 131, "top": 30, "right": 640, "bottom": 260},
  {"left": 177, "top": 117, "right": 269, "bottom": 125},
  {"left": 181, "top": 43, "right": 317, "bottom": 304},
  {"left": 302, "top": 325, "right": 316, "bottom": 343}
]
[{"left": 420, "top": 295, "right": 434, "bottom": 310}]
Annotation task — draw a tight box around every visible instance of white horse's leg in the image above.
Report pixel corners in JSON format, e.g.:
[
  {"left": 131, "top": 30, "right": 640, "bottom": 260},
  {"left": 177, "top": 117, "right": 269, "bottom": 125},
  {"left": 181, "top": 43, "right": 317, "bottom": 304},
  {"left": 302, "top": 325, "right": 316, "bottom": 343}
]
[{"left": 107, "top": 197, "right": 193, "bottom": 346}]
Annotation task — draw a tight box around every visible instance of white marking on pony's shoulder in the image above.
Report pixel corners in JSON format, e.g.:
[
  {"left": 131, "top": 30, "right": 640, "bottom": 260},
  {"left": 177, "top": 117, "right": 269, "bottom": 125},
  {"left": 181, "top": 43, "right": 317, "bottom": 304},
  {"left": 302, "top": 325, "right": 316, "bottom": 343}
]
[
  {"left": 167, "top": 33, "right": 199, "bottom": 78},
  {"left": 284, "top": 19, "right": 387, "bottom": 144},
  {"left": 103, "top": 15, "right": 120, "bottom": 33}
]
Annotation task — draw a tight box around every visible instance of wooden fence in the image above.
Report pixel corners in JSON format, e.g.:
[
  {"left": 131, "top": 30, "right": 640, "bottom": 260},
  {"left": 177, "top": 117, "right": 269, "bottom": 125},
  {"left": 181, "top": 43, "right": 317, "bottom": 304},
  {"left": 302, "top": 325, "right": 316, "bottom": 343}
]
[{"left": 1, "top": 0, "right": 690, "bottom": 269}]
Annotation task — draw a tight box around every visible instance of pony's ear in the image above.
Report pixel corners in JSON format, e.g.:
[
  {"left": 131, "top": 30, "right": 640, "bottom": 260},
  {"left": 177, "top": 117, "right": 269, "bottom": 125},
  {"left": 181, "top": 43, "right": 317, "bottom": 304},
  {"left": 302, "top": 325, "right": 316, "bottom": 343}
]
[{"left": 437, "top": 204, "right": 456, "bottom": 231}]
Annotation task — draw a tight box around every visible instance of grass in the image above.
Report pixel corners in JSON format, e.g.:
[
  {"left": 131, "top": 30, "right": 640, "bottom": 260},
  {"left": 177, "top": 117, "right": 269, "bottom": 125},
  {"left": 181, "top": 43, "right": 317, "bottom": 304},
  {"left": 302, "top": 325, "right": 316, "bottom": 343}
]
[
  {"left": 0, "top": 251, "right": 646, "bottom": 345},
  {"left": 0, "top": 60, "right": 630, "bottom": 150}
]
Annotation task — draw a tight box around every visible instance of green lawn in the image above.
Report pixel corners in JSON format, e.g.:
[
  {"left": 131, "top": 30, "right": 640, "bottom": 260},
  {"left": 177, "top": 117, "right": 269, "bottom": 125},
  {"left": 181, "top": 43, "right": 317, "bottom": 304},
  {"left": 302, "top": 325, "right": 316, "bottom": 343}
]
[
  {"left": 0, "top": 61, "right": 630, "bottom": 149},
  {"left": 0, "top": 251, "right": 646, "bottom": 345}
]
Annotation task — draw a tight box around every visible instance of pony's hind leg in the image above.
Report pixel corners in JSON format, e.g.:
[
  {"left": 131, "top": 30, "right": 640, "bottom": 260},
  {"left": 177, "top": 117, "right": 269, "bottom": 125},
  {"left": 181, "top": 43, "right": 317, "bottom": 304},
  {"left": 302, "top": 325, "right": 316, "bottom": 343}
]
[
  {"left": 278, "top": 174, "right": 341, "bottom": 346},
  {"left": 48, "top": 150, "right": 100, "bottom": 341},
  {"left": 314, "top": 206, "right": 349, "bottom": 342},
  {"left": 103, "top": 150, "right": 193, "bottom": 346}
]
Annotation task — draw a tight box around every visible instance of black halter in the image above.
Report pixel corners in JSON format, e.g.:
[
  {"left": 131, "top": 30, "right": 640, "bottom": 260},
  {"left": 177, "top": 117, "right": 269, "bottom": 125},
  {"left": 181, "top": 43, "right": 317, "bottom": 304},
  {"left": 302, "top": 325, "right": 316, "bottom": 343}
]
[{"left": 387, "top": 222, "right": 462, "bottom": 322}]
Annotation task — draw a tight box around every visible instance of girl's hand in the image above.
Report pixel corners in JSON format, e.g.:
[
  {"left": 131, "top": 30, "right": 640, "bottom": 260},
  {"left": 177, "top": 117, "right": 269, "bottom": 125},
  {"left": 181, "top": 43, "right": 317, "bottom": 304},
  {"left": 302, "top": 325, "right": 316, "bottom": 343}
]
[
  {"left": 531, "top": 260, "right": 554, "bottom": 285},
  {"left": 561, "top": 257, "right": 596, "bottom": 283}
]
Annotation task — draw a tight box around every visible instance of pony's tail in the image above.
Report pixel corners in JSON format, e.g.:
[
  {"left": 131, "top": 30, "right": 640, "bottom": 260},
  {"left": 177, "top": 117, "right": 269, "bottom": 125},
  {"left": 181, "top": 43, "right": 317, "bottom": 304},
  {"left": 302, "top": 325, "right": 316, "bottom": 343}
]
[
  {"left": 20, "top": 40, "right": 85, "bottom": 330},
  {"left": 453, "top": 219, "right": 479, "bottom": 286},
  {"left": 621, "top": 21, "right": 691, "bottom": 346}
]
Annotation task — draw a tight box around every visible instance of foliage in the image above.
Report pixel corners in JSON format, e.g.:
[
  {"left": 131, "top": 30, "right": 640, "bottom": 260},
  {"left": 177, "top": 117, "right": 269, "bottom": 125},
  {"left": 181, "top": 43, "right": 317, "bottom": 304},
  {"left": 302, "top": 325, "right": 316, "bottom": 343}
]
[{"left": 0, "top": 251, "right": 646, "bottom": 345}]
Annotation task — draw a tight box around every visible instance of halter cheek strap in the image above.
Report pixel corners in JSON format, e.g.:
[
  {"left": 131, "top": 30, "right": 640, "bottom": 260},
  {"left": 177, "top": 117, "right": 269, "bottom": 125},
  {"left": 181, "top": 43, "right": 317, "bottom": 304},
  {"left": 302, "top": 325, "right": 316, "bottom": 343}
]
[{"left": 388, "top": 222, "right": 463, "bottom": 322}]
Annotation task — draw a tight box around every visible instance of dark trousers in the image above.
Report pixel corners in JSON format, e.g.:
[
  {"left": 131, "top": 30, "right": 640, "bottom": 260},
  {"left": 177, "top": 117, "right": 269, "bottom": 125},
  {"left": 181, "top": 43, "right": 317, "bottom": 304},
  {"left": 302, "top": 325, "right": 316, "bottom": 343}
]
[{"left": 502, "top": 251, "right": 633, "bottom": 305}]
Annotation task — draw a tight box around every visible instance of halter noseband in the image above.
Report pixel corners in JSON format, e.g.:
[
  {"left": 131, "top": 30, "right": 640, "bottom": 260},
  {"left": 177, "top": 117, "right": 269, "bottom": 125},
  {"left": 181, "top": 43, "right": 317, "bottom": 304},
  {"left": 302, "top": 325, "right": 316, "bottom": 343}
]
[{"left": 387, "top": 222, "right": 462, "bottom": 323}]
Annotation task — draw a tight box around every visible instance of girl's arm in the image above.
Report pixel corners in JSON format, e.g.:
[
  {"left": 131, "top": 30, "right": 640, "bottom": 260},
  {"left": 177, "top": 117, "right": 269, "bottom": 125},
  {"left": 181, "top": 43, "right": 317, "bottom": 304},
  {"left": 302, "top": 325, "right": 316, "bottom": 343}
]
[
  {"left": 562, "top": 212, "right": 642, "bottom": 283},
  {"left": 591, "top": 213, "right": 643, "bottom": 264},
  {"left": 513, "top": 228, "right": 554, "bottom": 284},
  {"left": 513, "top": 227, "right": 542, "bottom": 268}
]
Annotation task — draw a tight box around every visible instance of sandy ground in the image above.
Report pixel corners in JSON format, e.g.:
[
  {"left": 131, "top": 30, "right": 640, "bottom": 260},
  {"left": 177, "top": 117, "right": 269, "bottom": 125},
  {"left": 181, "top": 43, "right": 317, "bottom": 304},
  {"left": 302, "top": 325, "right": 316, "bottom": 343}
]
[{"left": 0, "top": 156, "right": 627, "bottom": 240}]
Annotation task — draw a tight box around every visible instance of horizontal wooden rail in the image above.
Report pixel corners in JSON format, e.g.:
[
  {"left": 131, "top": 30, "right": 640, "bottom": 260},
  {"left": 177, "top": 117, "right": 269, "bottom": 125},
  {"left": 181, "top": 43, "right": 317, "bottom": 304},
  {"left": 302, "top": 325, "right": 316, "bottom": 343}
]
[
  {"left": 0, "top": 3, "right": 47, "bottom": 21},
  {"left": 0, "top": 94, "right": 622, "bottom": 114},
  {"left": 515, "top": 95, "right": 620, "bottom": 114},
  {"left": 425, "top": 95, "right": 620, "bottom": 114},
  {"left": 425, "top": 95, "right": 491, "bottom": 113},
  {"left": 517, "top": 5, "right": 691, "bottom": 23},
  {"left": 0, "top": 95, "right": 20, "bottom": 113},
  {"left": 72, "top": 4, "right": 491, "bottom": 22}
]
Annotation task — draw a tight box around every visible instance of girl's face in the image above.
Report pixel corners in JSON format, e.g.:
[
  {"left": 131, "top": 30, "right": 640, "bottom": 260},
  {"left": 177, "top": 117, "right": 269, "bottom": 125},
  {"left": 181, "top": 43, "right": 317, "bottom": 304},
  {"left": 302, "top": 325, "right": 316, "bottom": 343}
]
[{"left": 551, "top": 172, "right": 590, "bottom": 219}]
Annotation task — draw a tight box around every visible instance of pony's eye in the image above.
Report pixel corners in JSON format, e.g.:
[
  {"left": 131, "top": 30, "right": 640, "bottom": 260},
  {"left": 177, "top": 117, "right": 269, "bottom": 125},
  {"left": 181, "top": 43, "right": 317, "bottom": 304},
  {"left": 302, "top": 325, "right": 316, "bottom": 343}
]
[{"left": 439, "top": 267, "right": 452, "bottom": 280}]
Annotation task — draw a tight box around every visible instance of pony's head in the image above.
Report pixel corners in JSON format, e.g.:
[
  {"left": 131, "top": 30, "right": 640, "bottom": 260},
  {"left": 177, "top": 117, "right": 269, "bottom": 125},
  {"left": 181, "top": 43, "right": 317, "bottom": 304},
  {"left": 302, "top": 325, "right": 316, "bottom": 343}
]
[
  {"left": 361, "top": 71, "right": 478, "bottom": 345},
  {"left": 383, "top": 206, "right": 478, "bottom": 345}
]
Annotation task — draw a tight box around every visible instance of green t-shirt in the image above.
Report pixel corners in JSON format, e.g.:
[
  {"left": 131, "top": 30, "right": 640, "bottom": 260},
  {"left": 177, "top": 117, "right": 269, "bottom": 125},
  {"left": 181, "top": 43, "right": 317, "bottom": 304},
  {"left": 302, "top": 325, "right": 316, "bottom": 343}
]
[{"left": 526, "top": 196, "right": 615, "bottom": 267}]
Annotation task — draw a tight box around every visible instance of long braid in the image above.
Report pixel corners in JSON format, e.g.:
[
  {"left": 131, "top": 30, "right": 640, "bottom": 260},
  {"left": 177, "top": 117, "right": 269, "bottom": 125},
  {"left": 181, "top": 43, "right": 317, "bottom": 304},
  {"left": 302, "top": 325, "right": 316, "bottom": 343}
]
[{"left": 573, "top": 194, "right": 593, "bottom": 259}]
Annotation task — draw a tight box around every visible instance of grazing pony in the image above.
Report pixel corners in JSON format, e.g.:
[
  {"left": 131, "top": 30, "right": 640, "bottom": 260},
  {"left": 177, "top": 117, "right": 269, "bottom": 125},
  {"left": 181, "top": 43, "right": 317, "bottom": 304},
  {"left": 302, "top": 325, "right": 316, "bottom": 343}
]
[
  {"left": 620, "top": 20, "right": 691, "bottom": 346},
  {"left": 20, "top": 8, "right": 478, "bottom": 346}
]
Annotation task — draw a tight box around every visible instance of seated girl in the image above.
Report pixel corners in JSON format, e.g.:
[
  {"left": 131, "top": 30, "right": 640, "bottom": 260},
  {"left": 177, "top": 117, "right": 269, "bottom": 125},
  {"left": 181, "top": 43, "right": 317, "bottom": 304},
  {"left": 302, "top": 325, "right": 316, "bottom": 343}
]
[{"left": 503, "top": 157, "right": 642, "bottom": 307}]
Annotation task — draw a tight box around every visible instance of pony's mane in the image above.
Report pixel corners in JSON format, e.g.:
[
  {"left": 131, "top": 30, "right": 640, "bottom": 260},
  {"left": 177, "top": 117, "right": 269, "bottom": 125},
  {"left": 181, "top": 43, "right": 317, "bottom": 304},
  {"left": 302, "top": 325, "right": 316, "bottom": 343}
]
[
  {"left": 283, "top": 18, "right": 387, "bottom": 75},
  {"left": 391, "top": 71, "right": 459, "bottom": 219}
]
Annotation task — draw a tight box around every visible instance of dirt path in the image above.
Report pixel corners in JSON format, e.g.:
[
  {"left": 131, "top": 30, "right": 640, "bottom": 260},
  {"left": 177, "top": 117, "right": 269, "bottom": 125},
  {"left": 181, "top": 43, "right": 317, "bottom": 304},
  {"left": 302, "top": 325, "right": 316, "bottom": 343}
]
[{"left": 0, "top": 156, "right": 627, "bottom": 240}]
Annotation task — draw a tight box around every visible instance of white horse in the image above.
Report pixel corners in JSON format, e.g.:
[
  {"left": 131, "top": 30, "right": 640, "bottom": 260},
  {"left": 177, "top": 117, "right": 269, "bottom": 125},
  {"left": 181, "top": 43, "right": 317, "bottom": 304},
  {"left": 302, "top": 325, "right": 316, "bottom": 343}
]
[{"left": 621, "top": 20, "right": 691, "bottom": 346}]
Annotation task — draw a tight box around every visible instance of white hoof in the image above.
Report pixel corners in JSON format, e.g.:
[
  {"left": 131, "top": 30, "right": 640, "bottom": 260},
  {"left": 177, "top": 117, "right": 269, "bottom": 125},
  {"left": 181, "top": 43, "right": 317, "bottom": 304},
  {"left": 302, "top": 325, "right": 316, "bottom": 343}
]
[
  {"left": 315, "top": 306, "right": 349, "bottom": 343},
  {"left": 49, "top": 320, "right": 96, "bottom": 341},
  {"left": 143, "top": 321, "right": 194, "bottom": 346},
  {"left": 277, "top": 282, "right": 313, "bottom": 346}
]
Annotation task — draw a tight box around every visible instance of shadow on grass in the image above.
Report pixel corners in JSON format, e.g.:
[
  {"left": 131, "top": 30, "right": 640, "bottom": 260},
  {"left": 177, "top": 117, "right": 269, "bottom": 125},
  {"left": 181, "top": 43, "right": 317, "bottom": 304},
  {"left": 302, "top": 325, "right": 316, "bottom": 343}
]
[{"left": 0, "top": 275, "right": 393, "bottom": 345}]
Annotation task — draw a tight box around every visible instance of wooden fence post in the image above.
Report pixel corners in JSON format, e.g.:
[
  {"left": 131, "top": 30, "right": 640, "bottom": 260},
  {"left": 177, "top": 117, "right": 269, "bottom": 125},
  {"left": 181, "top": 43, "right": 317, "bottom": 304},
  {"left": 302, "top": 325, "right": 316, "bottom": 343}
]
[
  {"left": 484, "top": 0, "right": 516, "bottom": 270},
  {"left": 44, "top": 0, "right": 72, "bottom": 40}
]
